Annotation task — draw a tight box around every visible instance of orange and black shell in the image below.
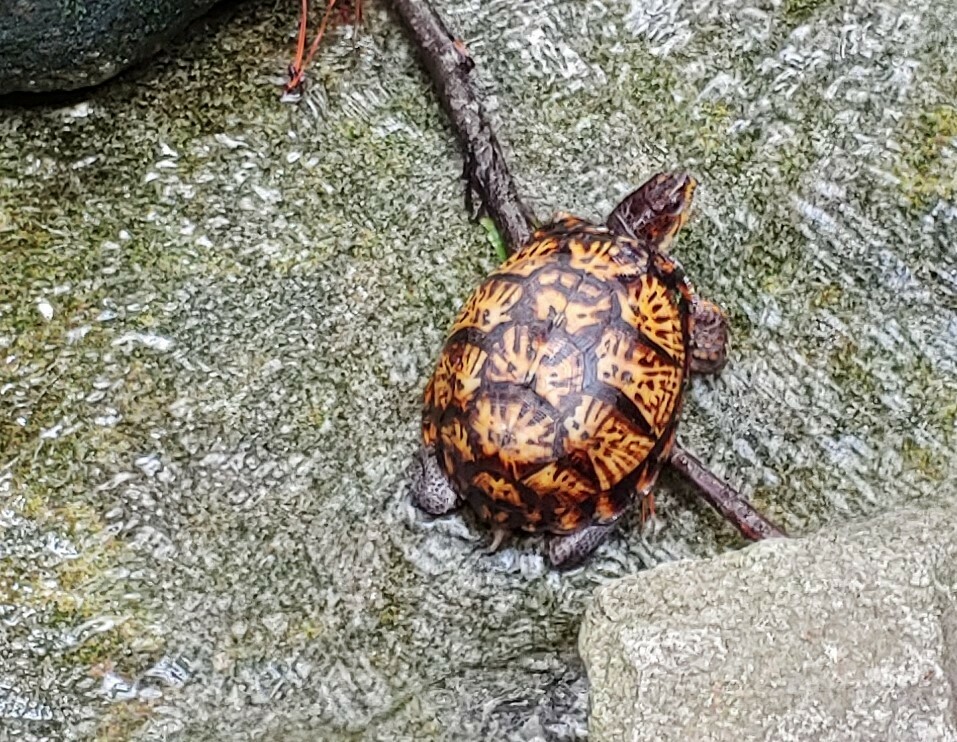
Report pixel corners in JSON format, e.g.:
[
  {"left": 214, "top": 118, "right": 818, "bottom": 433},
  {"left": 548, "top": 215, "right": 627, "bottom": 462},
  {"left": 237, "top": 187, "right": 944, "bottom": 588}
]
[{"left": 422, "top": 216, "right": 695, "bottom": 535}]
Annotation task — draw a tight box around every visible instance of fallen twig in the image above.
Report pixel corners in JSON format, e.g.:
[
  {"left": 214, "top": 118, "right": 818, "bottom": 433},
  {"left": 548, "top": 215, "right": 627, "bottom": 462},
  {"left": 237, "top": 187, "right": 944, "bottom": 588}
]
[
  {"left": 669, "top": 447, "right": 786, "bottom": 540},
  {"left": 390, "top": 0, "right": 787, "bottom": 541},
  {"left": 388, "top": 0, "right": 535, "bottom": 250}
]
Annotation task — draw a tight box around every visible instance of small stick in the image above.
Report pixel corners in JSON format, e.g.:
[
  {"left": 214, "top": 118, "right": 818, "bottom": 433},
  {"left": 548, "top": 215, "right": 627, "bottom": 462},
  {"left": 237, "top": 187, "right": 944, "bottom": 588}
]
[
  {"left": 668, "top": 447, "right": 787, "bottom": 540},
  {"left": 389, "top": 0, "right": 787, "bottom": 541},
  {"left": 388, "top": 0, "right": 535, "bottom": 250}
]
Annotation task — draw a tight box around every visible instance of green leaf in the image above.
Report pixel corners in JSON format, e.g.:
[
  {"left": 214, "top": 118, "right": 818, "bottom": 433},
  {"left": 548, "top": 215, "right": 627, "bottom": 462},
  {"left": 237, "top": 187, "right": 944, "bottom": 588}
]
[{"left": 479, "top": 217, "right": 508, "bottom": 263}]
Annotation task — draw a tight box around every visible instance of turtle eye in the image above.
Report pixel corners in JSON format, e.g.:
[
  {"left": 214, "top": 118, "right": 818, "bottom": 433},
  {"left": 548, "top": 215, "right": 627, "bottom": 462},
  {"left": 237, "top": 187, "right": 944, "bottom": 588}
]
[
  {"left": 659, "top": 173, "right": 695, "bottom": 215},
  {"left": 661, "top": 187, "right": 690, "bottom": 217}
]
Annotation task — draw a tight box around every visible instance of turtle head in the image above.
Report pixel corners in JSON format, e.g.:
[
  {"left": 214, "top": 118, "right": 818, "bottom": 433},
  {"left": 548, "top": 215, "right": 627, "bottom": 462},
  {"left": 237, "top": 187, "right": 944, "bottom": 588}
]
[{"left": 606, "top": 171, "right": 697, "bottom": 251}]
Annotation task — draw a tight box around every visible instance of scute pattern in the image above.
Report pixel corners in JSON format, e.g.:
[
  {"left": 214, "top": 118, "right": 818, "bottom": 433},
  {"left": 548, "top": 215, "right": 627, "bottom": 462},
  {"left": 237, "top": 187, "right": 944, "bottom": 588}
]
[
  {"left": 450, "top": 279, "right": 523, "bottom": 335},
  {"left": 491, "top": 235, "right": 562, "bottom": 279},
  {"left": 530, "top": 267, "right": 612, "bottom": 334},
  {"left": 469, "top": 392, "right": 559, "bottom": 476},
  {"left": 618, "top": 272, "right": 686, "bottom": 360},
  {"left": 439, "top": 416, "right": 474, "bottom": 465},
  {"left": 484, "top": 325, "right": 584, "bottom": 409},
  {"left": 594, "top": 327, "right": 683, "bottom": 435},
  {"left": 422, "top": 218, "right": 693, "bottom": 535},
  {"left": 562, "top": 395, "right": 657, "bottom": 491}
]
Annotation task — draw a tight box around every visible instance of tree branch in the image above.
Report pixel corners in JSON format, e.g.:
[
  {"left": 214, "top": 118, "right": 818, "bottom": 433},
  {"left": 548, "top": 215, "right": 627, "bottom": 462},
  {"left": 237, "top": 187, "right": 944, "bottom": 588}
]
[
  {"left": 389, "top": 0, "right": 535, "bottom": 250},
  {"left": 668, "top": 447, "right": 786, "bottom": 540}
]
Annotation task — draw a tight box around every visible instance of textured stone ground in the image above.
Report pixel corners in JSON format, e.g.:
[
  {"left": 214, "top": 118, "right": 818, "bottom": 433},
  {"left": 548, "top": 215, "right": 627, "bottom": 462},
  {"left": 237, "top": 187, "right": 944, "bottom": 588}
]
[{"left": 1, "top": 0, "right": 956, "bottom": 738}]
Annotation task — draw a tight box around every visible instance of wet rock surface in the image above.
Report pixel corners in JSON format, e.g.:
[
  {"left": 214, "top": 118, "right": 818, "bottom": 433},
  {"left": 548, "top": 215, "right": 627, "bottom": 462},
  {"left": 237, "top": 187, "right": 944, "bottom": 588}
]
[
  {"left": 0, "top": 0, "right": 955, "bottom": 738},
  {"left": 580, "top": 505, "right": 957, "bottom": 742}
]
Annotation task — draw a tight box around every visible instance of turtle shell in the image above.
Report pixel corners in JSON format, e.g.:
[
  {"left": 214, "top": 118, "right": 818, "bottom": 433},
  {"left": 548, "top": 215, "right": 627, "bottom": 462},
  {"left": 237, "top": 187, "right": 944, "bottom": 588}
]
[{"left": 422, "top": 216, "right": 694, "bottom": 535}]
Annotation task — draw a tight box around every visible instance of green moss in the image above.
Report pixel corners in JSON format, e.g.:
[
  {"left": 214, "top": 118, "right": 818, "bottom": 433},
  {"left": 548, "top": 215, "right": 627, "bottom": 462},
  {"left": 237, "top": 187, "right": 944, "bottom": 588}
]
[
  {"left": 901, "top": 436, "right": 946, "bottom": 482},
  {"left": 895, "top": 105, "right": 957, "bottom": 209},
  {"left": 94, "top": 699, "right": 154, "bottom": 742},
  {"left": 937, "top": 411, "right": 957, "bottom": 449},
  {"left": 783, "top": 0, "right": 831, "bottom": 25},
  {"left": 811, "top": 283, "right": 843, "bottom": 309},
  {"left": 818, "top": 338, "right": 883, "bottom": 409},
  {"left": 0, "top": 470, "right": 164, "bottom": 689},
  {"left": 378, "top": 604, "right": 402, "bottom": 627},
  {"left": 679, "top": 100, "right": 759, "bottom": 172},
  {"left": 288, "top": 616, "right": 325, "bottom": 641}
]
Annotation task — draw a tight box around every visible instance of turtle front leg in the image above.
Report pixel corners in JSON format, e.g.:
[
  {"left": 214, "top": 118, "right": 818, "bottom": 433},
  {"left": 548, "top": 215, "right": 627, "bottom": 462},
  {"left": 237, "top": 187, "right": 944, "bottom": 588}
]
[
  {"left": 690, "top": 297, "right": 729, "bottom": 375},
  {"left": 547, "top": 523, "right": 617, "bottom": 569},
  {"left": 409, "top": 446, "right": 460, "bottom": 515}
]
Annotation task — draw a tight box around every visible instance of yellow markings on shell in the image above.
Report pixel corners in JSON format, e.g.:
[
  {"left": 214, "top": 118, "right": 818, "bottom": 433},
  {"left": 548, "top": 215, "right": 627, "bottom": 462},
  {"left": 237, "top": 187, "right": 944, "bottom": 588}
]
[
  {"left": 422, "top": 376, "right": 438, "bottom": 445},
  {"left": 521, "top": 463, "right": 597, "bottom": 509},
  {"left": 492, "top": 236, "right": 562, "bottom": 279},
  {"left": 618, "top": 273, "right": 686, "bottom": 361},
  {"left": 485, "top": 325, "right": 584, "bottom": 409},
  {"left": 450, "top": 279, "right": 523, "bottom": 335},
  {"left": 532, "top": 268, "right": 612, "bottom": 335},
  {"left": 567, "top": 237, "right": 639, "bottom": 280},
  {"left": 422, "top": 422, "right": 438, "bottom": 446},
  {"left": 440, "top": 416, "right": 474, "bottom": 464},
  {"left": 485, "top": 326, "right": 542, "bottom": 385},
  {"left": 562, "top": 396, "right": 655, "bottom": 491},
  {"left": 448, "top": 343, "right": 487, "bottom": 408},
  {"left": 522, "top": 236, "right": 562, "bottom": 259},
  {"left": 634, "top": 428, "right": 674, "bottom": 496},
  {"left": 538, "top": 267, "right": 583, "bottom": 291},
  {"left": 594, "top": 493, "right": 624, "bottom": 522},
  {"left": 533, "top": 347, "right": 584, "bottom": 410},
  {"left": 423, "top": 342, "right": 487, "bottom": 448},
  {"left": 595, "top": 327, "right": 683, "bottom": 434},
  {"left": 531, "top": 286, "right": 569, "bottom": 323},
  {"left": 472, "top": 471, "right": 531, "bottom": 515},
  {"left": 429, "top": 342, "right": 488, "bottom": 414},
  {"left": 491, "top": 254, "right": 555, "bottom": 280},
  {"left": 429, "top": 356, "right": 455, "bottom": 412},
  {"left": 440, "top": 446, "right": 457, "bottom": 479},
  {"left": 470, "top": 394, "right": 557, "bottom": 475}
]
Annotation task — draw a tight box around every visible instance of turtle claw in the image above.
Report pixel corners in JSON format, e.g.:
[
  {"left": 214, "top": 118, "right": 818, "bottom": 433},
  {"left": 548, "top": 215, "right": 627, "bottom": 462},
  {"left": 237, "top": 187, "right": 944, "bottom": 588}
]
[
  {"left": 486, "top": 528, "right": 508, "bottom": 554},
  {"left": 547, "top": 524, "right": 616, "bottom": 569},
  {"left": 640, "top": 492, "right": 656, "bottom": 523},
  {"left": 409, "top": 446, "right": 459, "bottom": 515}
]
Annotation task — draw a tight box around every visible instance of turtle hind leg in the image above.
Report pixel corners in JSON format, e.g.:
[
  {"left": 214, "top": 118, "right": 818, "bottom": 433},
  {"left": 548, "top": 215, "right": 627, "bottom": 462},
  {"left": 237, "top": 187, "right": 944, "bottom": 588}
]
[
  {"left": 547, "top": 523, "right": 617, "bottom": 569},
  {"left": 409, "top": 446, "right": 459, "bottom": 515},
  {"left": 690, "top": 297, "right": 729, "bottom": 375}
]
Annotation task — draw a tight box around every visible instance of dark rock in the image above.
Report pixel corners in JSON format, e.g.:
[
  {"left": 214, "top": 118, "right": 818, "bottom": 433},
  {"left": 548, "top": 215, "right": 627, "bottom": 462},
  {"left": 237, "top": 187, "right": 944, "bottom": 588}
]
[{"left": 0, "top": 0, "right": 223, "bottom": 94}]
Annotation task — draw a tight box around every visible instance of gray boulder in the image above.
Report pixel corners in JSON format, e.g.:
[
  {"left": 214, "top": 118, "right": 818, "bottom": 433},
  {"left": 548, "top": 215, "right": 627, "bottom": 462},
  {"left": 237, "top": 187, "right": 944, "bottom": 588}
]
[
  {"left": 580, "top": 506, "right": 957, "bottom": 742},
  {"left": 0, "top": 0, "right": 221, "bottom": 94}
]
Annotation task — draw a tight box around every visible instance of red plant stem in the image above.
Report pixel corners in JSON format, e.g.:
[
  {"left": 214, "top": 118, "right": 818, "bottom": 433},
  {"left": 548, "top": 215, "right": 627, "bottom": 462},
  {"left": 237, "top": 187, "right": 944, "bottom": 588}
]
[
  {"left": 285, "top": 0, "right": 340, "bottom": 94},
  {"left": 292, "top": 0, "right": 308, "bottom": 75}
]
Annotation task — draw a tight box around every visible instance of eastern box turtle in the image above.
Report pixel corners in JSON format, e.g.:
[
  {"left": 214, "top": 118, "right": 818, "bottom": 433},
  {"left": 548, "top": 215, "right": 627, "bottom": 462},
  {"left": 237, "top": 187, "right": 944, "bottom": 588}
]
[{"left": 410, "top": 171, "right": 728, "bottom": 567}]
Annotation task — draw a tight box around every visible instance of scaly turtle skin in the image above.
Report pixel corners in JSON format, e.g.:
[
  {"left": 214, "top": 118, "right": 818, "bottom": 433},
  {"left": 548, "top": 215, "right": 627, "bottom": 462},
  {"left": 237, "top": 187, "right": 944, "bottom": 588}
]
[{"left": 411, "top": 171, "right": 728, "bottom": 567}]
